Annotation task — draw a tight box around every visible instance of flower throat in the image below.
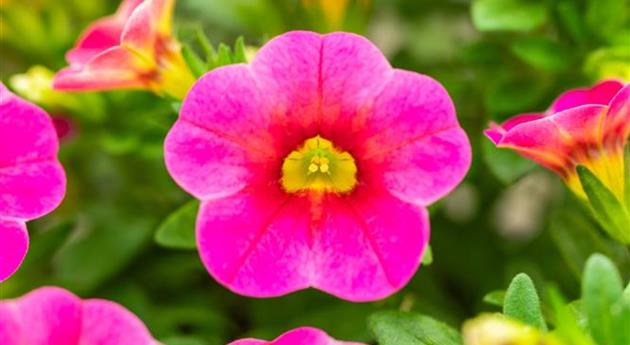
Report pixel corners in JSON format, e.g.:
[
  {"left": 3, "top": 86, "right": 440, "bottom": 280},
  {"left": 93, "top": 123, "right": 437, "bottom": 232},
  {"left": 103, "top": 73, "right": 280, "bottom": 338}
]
[{"left": 281, "top": 136, "right": 358, "bottom": 194}]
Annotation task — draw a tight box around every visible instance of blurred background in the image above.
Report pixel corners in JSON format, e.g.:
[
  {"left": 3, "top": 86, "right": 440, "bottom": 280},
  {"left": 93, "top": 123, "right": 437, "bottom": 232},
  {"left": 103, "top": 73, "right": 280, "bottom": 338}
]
[{"left": 1, "top": 0, "right": 629, "bottom": 344}]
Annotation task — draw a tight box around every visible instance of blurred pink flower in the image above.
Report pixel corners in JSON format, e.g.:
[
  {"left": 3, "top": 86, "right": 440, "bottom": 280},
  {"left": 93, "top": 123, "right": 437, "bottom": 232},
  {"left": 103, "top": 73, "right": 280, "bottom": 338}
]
[
  {"left": 228, "top": 327, "right": 366, "bottom": 345},
  {"left": 52, "top": 115, "right": 76, "bottom": 141},
  {"left": 164, "top": 31, "right": 471, "bottom": 301},
  {"left": 485, "top": 80, "right": 629, "bottom": 200},
  {"left": 0, "top": 286, "right": 160, "bottom": 345},
  {"left": 53, "top": 0, "right": 194, "bottom": 99},
  {"left": 0, "top": 83, "right": 66, "bottom": 282}
]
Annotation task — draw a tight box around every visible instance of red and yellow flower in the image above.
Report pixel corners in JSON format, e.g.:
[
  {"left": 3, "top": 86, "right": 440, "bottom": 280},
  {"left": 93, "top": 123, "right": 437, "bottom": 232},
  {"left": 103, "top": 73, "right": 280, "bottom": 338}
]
[
  {"left": 485, "top": 80, "right": 630, "bottom": 202},
  {"left": 53, "top": 0, "right": 194, "bottom": 100}
]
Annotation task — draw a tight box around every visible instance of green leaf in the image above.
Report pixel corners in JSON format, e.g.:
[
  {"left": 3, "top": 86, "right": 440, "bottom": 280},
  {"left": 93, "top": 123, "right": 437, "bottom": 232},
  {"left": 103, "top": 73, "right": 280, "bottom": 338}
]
[
  {"left": 503, "top": 273, "right": 547, "bottom": 330},
  {"left": 233, "top": 36, "right": 247, "bottom": 63},
  {"left": 612, "top": 273, "right": 630, "bottom": 345},
  {"left": 48, "top": 6, "right": 72, "bottom": 44},
  {"left": 482, "top": 139, "right": 537, "bottom": 184},
  {"left": 155, "top": 200, "right": 199, "bottom": 250},
  {"left": 421, "top": 246, "right": 433, "bottom": 266},
  {"left": 510, "top": 37, "right": 573, "bottom": 71},
  {"left": 549, "top": 206, "right": 630, "bottom": 279},
  {"left": 216, "top": 43, "right": 232, "bottom": 67},
  {"left": 8, "top": 220, "right": 75, "bottom": 290},
  {"left": 483, "top": 290, "right": 506, "bottom": 307},
  {"left": 369, "top": 311, "right": 462, "bottom": 345},
  {"left": 186, "top": 34, "right": 249, "bottom": 71},
  {"left": 171, "top": 101, "right": 182, "bottom": 114},
  {"left": 472, "top": 0, "right": 547, "bottom": 32},
  {"left": 582, "top": 254, "right": 624, "bottom": 345},
  {"left": 555, "top": 0, "right": 588, "bottom": 44},
  {"left": 577, "top": 165, "right": 630, "bottom": 243},
  {"left": 567, "top": 300, "right": 588, "bottom": 329},
  {"left": 100, "top": 133, "right": 140, "bottom": 155},
  {"left": 195, "top": 28, "right": 216, "bottom": 66},
  {"left": 163, "top": 337, "right": 207, "bottom": 345},
  {"left": 611, "top": 296, "right": 630, "bottom": 345},
  {"left": 25, "top": 220, "right": 75, "bottom": 266},
  {"left": 55, "top": 212, "right": 154, "bottom": 294},
  {"left": 547, "top": 287, "right": 597, "bottom": 345},
  {"left": 586, "top": 0, "right": 626, "bottom": 41},
  {"left": 485, "top": 73, "right": 549, "bottom": 115},
  {"left": 182, "top": 45, "right": 207, "bottom": 77}
]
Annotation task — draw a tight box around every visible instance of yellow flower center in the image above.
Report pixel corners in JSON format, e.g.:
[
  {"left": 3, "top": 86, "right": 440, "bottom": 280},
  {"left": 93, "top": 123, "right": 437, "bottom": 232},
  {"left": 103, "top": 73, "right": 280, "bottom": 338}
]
[{"left": 281, "top": 136, "right": 357, "bottom": 194}]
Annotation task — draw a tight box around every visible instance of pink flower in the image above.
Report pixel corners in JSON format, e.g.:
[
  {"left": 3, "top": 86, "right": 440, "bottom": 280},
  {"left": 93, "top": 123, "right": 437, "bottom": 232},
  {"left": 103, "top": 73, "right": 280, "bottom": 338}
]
[
  {"left": 228, "top": 327, "right": 366, "bottom": 345},
  {"left": 485, "top": 80, "right": 629, "bottom": 200},
  {"left": 0, "top": 286, "right": 160, "bottom": 345},
  {"left": 0, "top": 83, "right": 66, "bottom": 282},
  {"left": 53, "top": 0, "right": 195, "bottom": 100},
  {"left": 164, "top": 31, "right": 471, "bottom": 301}
]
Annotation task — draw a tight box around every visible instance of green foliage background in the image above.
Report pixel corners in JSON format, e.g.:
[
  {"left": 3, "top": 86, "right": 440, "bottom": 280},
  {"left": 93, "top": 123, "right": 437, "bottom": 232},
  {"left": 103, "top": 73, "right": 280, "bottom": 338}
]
[{"left": 1, "top": 0, "right": 629, "bottom": 344}]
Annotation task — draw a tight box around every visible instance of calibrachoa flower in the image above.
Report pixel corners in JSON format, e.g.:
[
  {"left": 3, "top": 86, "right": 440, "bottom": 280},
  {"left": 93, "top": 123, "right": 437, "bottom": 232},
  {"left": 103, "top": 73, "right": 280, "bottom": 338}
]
[
  {"left": 165, "top": 31, "right": 471, "bottom": 301},
  {"left": 0, "top": 287, "right": 160, "bottom": 345},
  {"left": 228, "top": 327, "right": 365, "bottom": 345},
  {"left": 485, "top": 80, "right": 629, "bottom": 202},
  {"left": 53, "top": 0, "right": 195, "bottom": 100},
  {"left": 0, "top": 83, "right": 66, "bottom": 282}
]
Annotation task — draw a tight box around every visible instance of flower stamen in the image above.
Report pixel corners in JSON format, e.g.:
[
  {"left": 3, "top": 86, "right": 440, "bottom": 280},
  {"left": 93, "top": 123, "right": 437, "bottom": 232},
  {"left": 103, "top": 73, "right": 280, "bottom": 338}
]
[{"left": 281, "top": 135, "right": 357, "bottom": 194}]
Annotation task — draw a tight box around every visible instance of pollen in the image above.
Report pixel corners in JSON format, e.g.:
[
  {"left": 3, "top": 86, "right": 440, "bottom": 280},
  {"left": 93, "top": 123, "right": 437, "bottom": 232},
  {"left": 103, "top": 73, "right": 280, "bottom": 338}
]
[{"left": 281, "top": 136, "right": 358, "bottom": 194}]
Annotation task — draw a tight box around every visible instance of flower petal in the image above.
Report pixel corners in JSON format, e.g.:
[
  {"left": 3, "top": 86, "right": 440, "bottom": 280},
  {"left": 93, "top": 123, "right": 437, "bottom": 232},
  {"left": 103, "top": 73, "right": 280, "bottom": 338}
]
[
  {"left": 229, "top": 340, "right": 266, "bottom": 345},
  {"left": 116, "top": 0, "right": 147, "bottom": 19},
  {"left": 177, "top": 64, "right": 278, "bottom": 155},
  {"left": 121, "top": 0, "right": 175, "bottom": 55},
  {"left": 65, "top": 0, "right": 144, "bottom": 65},
  {"left": 66, "top": 17, "right": 124, "bottom": 66},
  {"left": 0, "top": 218, "right": 28, "bottom": 283},
  {"left": 0, "top": 84, "right": 59, "bottom": 167},
  {"left": 228, "top": 327, "right": 364, "bottom": 345},
  {"left": 0, "top": 161, "right": 66, "bottom": 219},
  {"left": 53, "top": 47, "right": 149, "bottom": 91},
  {"left": 310, "top": 190, "right": 429, "bottom": 301},
  {"left": 11, "top": 287, "right": 82, "bottom": 345},
  {"left": 0, "top": 287, "right": 159, "bottom": 345},
  {"left": 0, "top": 302, "right": 21, "bottom": 345},
  {"left": 356, "top": 70, "right": 471, "bottom": 206},
  {"left": 166, "top": 65, "right": 279, "bottom": 199},
  {"left": 0, "top": 84, "right": 65, "bottom": 219},
  {"left": 79, "top": 299, "right": 158, "bottom": 345},
  {"left": 197, "top": 187, "right": 429, "bottom": 301},
  {"left": 318, "top": 32, "right": 392, "bottom": 146},
  {"left": 499, "top": 105, "right": 608, "bottom": 173},
  {"left": 197, "top": 188, "right": 312, "bottom": 298},
  {"left": 549, "top": 79, "right": 623, "bottom": 113},
  {"left": 605, "top": 83, "right": 630, "bottom": 147},
  {"left": 484, "top": 113, "right": 545, "bottom": 145},
  {"left": 251, "top": 31, "right": 323, "bottom": 145},
  {"left": 375, "top": 127, "right": 471, "bottom": 206},
  {"left": 164, "top": 120, "right": 258, "bottom": 200}
]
